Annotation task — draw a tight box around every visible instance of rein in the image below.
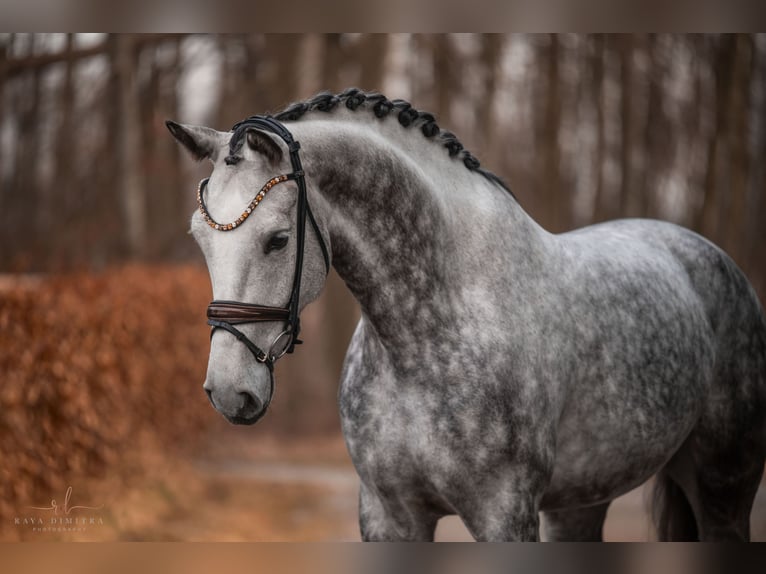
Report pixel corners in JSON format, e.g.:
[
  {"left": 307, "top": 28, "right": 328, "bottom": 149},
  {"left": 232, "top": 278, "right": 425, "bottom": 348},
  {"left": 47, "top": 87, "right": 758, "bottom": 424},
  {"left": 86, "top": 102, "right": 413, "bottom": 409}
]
[{"left": 198, "top": 116, "right": 330, "bottom": 379}]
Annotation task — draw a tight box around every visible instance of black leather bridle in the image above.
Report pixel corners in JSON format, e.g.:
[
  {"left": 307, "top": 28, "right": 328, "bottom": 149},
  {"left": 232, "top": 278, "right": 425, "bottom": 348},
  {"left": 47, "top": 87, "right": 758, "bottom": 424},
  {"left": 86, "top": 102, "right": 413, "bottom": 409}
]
[{"left": 199, "top": 116, "right": 330, "bottom": 399}]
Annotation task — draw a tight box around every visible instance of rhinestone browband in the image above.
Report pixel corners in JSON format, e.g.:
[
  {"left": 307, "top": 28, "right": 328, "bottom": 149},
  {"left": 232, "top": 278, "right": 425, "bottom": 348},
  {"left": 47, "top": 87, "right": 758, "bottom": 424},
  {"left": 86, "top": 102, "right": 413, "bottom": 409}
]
[{"left": 196, "top": 174, "right": 290, "bottom": 231}]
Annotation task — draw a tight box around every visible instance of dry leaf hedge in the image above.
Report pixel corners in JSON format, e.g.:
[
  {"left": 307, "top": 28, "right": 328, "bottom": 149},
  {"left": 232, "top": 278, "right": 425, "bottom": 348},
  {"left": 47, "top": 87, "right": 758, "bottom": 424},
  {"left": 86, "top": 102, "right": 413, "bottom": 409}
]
[{"left": 0, "top": 265, "right": 215, "bottom": 527}]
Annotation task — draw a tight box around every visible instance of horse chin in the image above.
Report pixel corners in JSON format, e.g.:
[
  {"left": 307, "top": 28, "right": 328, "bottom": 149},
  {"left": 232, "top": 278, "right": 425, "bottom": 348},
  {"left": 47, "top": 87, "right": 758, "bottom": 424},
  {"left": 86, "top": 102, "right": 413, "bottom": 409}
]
[{"left": 224, "top": 408, "right": 268, "bottom": 426}]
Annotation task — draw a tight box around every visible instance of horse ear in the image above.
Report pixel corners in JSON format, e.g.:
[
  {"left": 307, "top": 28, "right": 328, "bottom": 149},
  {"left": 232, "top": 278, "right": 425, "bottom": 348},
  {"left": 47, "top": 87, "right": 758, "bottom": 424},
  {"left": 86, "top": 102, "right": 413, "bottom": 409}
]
[
  {"left": 165, "top": 121, "right": 221, "bottom": 162},
  {"left": 245, "top": 128, "right": 284, "bottom": 165}
]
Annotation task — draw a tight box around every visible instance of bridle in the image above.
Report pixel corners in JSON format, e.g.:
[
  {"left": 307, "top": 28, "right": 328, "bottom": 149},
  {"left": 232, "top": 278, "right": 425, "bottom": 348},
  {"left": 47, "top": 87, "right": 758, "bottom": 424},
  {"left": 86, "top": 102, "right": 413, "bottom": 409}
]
[{"left": 197, "top": 116, "right": 330, "bottom": 414}]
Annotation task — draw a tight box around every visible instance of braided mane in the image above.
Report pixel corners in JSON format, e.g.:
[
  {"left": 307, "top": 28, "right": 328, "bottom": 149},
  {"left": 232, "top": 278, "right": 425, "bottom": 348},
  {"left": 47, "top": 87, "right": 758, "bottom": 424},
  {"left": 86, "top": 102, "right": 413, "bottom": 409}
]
[{"left": 259, "top": 88, "right": 514, "bottom": 199}]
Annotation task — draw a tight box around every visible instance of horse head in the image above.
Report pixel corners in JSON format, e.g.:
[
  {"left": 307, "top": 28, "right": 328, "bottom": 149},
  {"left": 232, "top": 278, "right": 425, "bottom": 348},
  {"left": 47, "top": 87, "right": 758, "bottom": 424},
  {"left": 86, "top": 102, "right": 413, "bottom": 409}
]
[{"left": 167, "top": 118, "right": 330, "bottom": 425}]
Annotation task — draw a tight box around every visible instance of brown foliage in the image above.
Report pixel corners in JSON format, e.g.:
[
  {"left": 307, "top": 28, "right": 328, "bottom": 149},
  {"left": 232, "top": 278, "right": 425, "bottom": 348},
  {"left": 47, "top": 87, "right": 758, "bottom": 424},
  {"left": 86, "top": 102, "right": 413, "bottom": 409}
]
[{"left": 0, "top": 265, "right": 214, "bottom": 527}]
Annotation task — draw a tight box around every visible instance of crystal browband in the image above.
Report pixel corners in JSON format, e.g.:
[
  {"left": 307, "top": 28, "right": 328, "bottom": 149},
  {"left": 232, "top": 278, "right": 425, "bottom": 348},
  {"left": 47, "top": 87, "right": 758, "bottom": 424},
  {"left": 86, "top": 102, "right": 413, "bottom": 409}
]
[{"left": 196, "top": 174, "right": 292, "bottom": 231}]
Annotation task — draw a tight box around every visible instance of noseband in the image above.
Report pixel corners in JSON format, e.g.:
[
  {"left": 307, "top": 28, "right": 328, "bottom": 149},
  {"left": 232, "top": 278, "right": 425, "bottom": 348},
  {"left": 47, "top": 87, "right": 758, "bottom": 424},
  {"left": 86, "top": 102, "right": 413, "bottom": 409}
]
[{"left": 199, "top": 116, "right": 330, "bottom": 400}]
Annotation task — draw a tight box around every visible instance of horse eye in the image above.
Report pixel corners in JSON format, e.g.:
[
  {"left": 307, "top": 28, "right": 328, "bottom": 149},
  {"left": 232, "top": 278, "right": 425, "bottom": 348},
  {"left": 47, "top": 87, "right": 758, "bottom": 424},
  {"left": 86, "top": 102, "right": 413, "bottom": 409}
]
[{"left": 265, "top": 233, "right": 289, "bottom": 254}]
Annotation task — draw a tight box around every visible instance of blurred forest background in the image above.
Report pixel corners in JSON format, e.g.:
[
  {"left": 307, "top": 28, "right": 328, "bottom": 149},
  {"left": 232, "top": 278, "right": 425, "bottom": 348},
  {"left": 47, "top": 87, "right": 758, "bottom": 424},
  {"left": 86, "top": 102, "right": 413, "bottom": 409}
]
[
  {"left": 1, "top": 34, "right": 765, "bottom": 541},
  {"left": 2, "top": 34, "right": 765, "bottom": 284}
]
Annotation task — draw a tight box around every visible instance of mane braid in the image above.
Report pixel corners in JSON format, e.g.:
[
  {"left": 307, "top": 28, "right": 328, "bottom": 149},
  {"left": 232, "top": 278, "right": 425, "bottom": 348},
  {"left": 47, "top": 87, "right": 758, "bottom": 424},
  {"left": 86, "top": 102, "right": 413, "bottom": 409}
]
[{"left": 243, "top": 89, "right": 515, "bottom": 200}]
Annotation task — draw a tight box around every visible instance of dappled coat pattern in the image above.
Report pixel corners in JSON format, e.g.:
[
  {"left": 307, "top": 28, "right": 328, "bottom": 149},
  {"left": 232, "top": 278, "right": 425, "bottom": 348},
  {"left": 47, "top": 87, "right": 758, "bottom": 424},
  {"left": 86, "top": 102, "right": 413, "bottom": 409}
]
[{"left": 170, "top": 89, "right": 766, "bottom": 541}]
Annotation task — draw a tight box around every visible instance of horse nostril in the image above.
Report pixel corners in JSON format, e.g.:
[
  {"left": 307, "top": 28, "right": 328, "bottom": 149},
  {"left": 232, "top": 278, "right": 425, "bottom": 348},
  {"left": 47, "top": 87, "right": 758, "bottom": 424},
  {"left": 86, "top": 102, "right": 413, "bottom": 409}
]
[
  {"left": 239, "top": 392, "right": 261, "bottom": 417},
  {"left": 205, "top": 387, "right": 214, "bottom": 406}
]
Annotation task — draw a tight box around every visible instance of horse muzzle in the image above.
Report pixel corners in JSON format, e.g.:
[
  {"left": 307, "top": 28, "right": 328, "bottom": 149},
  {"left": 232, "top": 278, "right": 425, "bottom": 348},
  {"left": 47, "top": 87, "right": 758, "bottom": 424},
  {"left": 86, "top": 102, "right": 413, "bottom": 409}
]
[{"left": 203, "top": 368, "right": 274, "bottom": 426}]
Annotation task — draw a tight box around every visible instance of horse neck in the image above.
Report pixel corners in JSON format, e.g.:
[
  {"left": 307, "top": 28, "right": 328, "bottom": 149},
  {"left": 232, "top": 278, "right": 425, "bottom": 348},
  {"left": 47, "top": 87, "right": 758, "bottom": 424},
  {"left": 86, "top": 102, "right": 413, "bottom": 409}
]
[{"left": 295, "top": 118, "right": 552, "bottom": 350}]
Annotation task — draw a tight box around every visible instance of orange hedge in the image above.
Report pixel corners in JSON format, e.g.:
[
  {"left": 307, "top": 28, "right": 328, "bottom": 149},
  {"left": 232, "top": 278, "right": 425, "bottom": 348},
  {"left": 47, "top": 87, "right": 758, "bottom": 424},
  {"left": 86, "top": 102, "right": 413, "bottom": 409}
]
[{"left": 0, "top": 265, "right": 215, "bottom": 525}]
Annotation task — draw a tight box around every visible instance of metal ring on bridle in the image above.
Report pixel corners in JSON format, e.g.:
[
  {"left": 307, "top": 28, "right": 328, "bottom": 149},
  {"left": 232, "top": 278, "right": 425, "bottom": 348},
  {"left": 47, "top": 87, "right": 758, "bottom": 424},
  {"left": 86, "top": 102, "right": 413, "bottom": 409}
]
[{"left": 264, "top": 328, "right": 294, "bottom": 363}]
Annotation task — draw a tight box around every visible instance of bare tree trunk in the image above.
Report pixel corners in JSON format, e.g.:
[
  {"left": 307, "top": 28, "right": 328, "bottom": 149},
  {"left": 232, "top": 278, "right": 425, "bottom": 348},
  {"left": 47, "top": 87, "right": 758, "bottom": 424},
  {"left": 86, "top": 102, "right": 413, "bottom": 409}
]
[
  {"left": 0, "top": 35, "right": 15, "bottom": 268},
  {"left": 537, "top": 34, "right": 563, "bottom": 232},
  {"left": 47, "top": 34, "right": 76, "bottom": 266},
  {"left": 591, "top": 34, "right": 608, "bottom": 223},
  {"left": 410, "top": 35, "right": 432, "bottom": 108},
  {"left": 477, "top": 34, "right": 503, "bottom": 164},
  {"left": 242, "top": 34, "right": 262, "bottom": 113},
  {"left": 0, "top": 36, "right": 6, "bottom": 181},
  {"left": 432, "top": 34, "right": 458, "bottom": 128},
  {"left": 215, "top": 35, "right": 253, "bottom": 127},
  {"left": 150, "top": 37, "right": 185, "bottom": 259},
  {"left": 723, "top": 34, "right": 754, "bottom": 262},
  {"left": 0, "top": 36, "right": 10, "bottom": 261},
  {"left": 53, "top": 34, "right": 75, "bottom": 198},
  {"left": 14, "top": 36, "right": 41, "bottom": 268},
  {"left": 263, "top": 34, "right": 300, "bottom": 111},
  {"left": 639, "top": 35, "right": 663, "bottom": 220},
  {"left": 297, "top": 34, "right": 323, "bottom": 97},
  {"left": 140, "top": 44, "right": 160, "bottom": 259},
  {"left": 358, "top": 34, "right": 388, "bottom": 92},
  {"left": 93, "top": 35, "right": 122, "bottom": 264},
  {"left": 320, "top": 34, "right": 344, "bottom": 93},
  {"left": 745, "top": 38, "right": 766, "bottom": 291},
  {"left": 618, "top": 34, "right": 634, "bottom": 218},
  {"left": 115, "top": 34, "right": 147, "bottom": 258},
  {"left": 696, "top": 35, "right": 736, "bottom": 238},
  {"left": 215, "top": 35, "right": 233, "bottom": 127},
  {"left": 684, "top": 35, "right": 710, "bottom": 231}
]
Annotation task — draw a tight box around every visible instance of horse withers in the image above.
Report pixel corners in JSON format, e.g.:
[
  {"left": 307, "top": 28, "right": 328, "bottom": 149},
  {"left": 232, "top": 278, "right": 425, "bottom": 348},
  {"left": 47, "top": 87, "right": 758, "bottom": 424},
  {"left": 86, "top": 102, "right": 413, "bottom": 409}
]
[{"left": 168, "top": 89, "right": 766, "bottom": 541}]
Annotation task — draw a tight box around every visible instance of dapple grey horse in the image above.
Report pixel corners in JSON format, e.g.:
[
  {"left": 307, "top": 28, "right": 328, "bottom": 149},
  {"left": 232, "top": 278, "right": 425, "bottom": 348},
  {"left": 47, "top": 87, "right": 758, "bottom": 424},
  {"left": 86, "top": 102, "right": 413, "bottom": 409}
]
[{"left": 167, "top": 89, "right": 766, "bottom": 541}]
